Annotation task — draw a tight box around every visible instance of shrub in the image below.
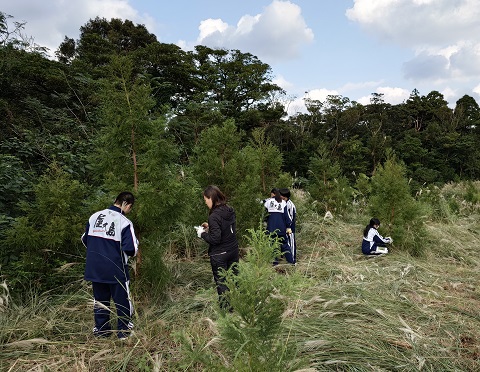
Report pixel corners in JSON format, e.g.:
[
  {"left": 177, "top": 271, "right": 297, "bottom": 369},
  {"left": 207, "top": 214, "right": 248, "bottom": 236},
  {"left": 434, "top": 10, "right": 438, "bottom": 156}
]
[
  {"left": 217, "top": 229, "right": 302, "bottom": 371},
  {"left": 368, "top": 156, "right": 427, "bottom": 256},
  {"left": 175, "top": 228, "right": 304, "bottom": 371},
  {"left": 306, "top": 144, "right": 352, "bottom": 215},
  {"left": 2, "top": 163, "right": 88, "bottom": 293}
]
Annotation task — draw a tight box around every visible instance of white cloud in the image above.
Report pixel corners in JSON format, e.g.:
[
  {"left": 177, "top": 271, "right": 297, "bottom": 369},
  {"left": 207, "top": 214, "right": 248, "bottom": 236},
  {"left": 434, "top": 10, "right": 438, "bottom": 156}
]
[
  {"left": 2, "top": 0, "right": 155, "bottom": 55},
  {"left": 197, "top": 19, "right": 230, "bottom": 45},
  {"left": 286, "top": 96, "right": 308, "bottom": 116},
  {"left": 357, "top": 87, "right": 410, "bottom": 106},
  {"left": 473, "top": 84, "right": 480, "bottom": 97},
  {"left": 306, "top": 88, "right": 339, "bottom": 102},
  {"left": 346, "top": 0, "right": 480, "bottom": 47},
  {"left": 449, "top": 43, "right": 480, "bottom": 77},
  {"left": 337, "top": 81, "right": 409, "bottom": 105},
  {"left": 273, "top": 75, "right": 294, "bottom": 91},
  {"left": 346, "top": 0, "right": 480, "bottom": 93},
  {"left": 376, "top": 87, "right": 410, "bottom": 104},
  {"left": 286, "top": 88, "right": 339, "bottom": 116},
  {"left": 440, "top": 87, "right": 457, "bottom": 102},
  {"left": 194, "top": 0, "right": 314, "bottom": 63}
]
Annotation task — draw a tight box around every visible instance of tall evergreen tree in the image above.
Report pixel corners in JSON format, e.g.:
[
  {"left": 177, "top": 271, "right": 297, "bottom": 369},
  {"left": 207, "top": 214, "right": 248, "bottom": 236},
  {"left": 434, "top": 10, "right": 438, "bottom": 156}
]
[{"left": 368, "top": 155, "right": 427, "bottom": 256}]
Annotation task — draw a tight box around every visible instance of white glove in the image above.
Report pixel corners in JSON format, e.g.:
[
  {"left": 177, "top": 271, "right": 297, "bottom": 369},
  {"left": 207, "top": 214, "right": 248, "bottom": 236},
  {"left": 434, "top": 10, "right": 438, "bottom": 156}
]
[
  {"left": 194, "top": 226, "right": 205, "bottom": 238},
  {"left": 385, "top": 236, "right": 393, "bottom": 243}
]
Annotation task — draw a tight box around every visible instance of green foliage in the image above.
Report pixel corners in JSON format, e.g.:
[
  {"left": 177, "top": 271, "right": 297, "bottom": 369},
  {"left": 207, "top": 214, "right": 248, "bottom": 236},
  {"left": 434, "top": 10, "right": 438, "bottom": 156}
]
[
  {"left": 464, "top": 180, "right": 480, "bottom": 204},
  {"left": 368, "top": 155, "right": 427, "bottom": 256},
  {"left": 191, "top": 119, "right": 243, "bottom": 193},
  {"left": 0, "top": 40, "right": 92, "bottom": 196},
  {"left": 306, "top": 144, "right": 352, "bottom": 214},
  {"left": 89, "top": 55, "right": 207, "bottom": 296},
  {"left": 417, "top": 185, "right": 459, "bottom": 222},
  {"left": 353, "top": 172, "right": 371, "bottom": 205},
  {"left": 192, "top": 124, "right": 287, "bottom": 238},
  {"left": 135, "top": 114, "right": 202, "bottom": 235},
  {"left": 176, "top": 228, "right": 301, "bottom": 371},
  {"left": 192, "top": 46, "right": 284, "bottom": 121},
  {"left": 134, "top": 171, "right": 202, "bottom": 296},
  {"left": 0, "top": 154, "right": 32, "bottom": 219},
  {"left": 89, "top": 55, "right": 155, "bottom": 187},
  {"left": 134, "top": 237, "right": 170, "bottom": 299},
  {"left": 226, "top": 128, "right": 284, "bottom": 235},
  {"left": 247, "top": 128, "right": 284, "bottom": 193},
  {"left": 61, "top": 16, "right": 157, "bottom": 74},
  {"left": 417, "top": 181, "right": 480, "bottom": 222},
  {"left": 217, "top": 229, "right": 301, "bottom": 371},
  {"left": 2, "top": 163, "right": 88, "bottom": 292}
]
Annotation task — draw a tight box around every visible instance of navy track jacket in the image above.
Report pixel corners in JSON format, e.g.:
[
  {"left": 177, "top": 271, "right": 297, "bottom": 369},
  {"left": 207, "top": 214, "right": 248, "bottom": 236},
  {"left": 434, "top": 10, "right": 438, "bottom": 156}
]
[
  {"left": 82, "top": 206, "right": 139, "bottom": 283},
  {"left": 263, "top": 197, "right": 292, "bottom": 237}
]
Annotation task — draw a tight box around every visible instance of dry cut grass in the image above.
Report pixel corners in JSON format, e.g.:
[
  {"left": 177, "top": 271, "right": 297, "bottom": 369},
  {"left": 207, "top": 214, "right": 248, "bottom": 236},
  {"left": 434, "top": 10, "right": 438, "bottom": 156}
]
[{"left": 1, "top": 211, "right": 479, "bottom": 371}]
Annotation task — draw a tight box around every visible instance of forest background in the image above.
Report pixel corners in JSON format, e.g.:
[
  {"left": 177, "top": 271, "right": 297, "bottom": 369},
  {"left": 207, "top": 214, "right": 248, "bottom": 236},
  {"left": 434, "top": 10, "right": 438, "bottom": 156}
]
[{"left": 1, "top": 12, "right": 480, "bottom": 371}]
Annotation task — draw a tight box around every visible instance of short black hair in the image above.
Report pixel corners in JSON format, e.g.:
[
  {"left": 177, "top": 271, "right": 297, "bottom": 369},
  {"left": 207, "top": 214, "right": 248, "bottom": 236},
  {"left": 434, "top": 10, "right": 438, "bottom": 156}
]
[
  {"left": 279, "top": 188, "right": 291, "bottom": 199},
  {"left": 115, "top": 191, "right": 135, "bottom": 206},
  {"left": 363, "top": 218, "right": 380, "bottom": 237}
]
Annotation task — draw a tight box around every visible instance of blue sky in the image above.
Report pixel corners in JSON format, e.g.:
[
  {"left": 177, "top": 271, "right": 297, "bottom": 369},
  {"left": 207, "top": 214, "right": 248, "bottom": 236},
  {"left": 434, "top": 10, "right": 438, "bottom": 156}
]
[{"left": 2, "top": 0, "right": 480, "bottom": 114}]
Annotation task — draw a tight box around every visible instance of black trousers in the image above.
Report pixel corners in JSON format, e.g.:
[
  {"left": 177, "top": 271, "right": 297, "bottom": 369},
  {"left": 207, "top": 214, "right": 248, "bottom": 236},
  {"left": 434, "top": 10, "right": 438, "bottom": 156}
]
[{"left": 209, "top": 249, "right": 239, "bottom": 309}]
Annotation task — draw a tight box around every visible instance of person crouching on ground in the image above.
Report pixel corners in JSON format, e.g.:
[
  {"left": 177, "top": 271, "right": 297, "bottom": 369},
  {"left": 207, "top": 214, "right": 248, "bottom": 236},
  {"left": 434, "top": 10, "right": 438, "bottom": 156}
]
[
  {"left": 196, "top": 185, "right": 239, "bottom": 311},
  {"left": 362, "top": 218, "right": 392, "bottom": 255},
  {"left": 81, "top": 191, "right": 139, "bottom": 340}
]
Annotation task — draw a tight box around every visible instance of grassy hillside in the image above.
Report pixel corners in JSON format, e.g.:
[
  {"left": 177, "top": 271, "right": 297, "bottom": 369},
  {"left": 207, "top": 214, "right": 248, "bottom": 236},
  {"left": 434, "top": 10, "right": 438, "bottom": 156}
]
[{"left": 1, "top": 198, "right": 479, "bottom": 371}]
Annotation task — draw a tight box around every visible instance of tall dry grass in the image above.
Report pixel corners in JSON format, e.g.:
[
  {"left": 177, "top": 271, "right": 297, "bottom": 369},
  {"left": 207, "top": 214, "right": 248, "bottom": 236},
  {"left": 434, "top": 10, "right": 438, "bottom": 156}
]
[{"left": 1, "top": 190, "right": 479, "bottom": 371}]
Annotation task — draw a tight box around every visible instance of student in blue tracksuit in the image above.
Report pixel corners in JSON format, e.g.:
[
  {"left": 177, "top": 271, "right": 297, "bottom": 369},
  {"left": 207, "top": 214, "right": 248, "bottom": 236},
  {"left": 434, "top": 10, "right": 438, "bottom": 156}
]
[
  {"left": 261, "top": 188, "right": 279, "bottom": 228},
  {"left": 279, "top": 188, "right": 297, "bottom": 264},
  {"left": 81, "top": 191, "right": 139, "bottom": 339},
  {"left": 264, "top": 189, "right": 293, "bottom": 264},
  {"left": 362, "top": 218, "right": 392, "bottom": 255}
]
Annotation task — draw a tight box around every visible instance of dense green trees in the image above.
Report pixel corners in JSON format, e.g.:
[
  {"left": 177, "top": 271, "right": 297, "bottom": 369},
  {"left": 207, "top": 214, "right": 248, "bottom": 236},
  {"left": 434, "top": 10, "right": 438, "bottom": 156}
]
[{"left": 1, "top": 12, "right": 480, "bottom": 293}]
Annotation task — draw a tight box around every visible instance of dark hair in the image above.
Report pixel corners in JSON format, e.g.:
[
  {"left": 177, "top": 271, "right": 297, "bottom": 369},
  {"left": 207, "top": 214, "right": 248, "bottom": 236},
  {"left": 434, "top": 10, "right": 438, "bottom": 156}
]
[
  {"left": 203, "top": 185, "right": 226, "bottom": 212},
  {"left": 115, "top": 191, "right": 135, "bottom": 206},
  {"left": 279, "top": 188, "right": 291, "bottom": 199},
  {"left": 270, "top": 187, "right": 279, "bottom": 194},
  {"left": 363, "top": 218, "right": 380, "bottom": 237},
  {"left": 272, "top": 188, "right": 283, "bottom": 203}
]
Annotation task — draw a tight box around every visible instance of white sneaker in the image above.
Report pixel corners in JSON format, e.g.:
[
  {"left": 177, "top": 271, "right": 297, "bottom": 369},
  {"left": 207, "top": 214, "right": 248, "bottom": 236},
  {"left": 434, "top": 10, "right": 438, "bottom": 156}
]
[
  {"left": 374, "top": 247, "right": 388, "bottom": 254},
  {"left": 118, "top": 331, "right": 134, "bottom": 341}
]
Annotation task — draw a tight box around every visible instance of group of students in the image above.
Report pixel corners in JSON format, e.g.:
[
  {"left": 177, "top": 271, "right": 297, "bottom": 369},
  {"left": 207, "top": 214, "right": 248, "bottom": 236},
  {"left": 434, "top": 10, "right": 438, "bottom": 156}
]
[
  {"left": 194, "top": 186, "right": 298, "bottom": 311},
  {"left": 81, "top": 186, "right": 297, "bottom": 339},
  {"left": 262, "top": 187, "right": 297, "bottom": 265},
  {"left": 81, "top": 188, "right": 390, "bottom": 340}
]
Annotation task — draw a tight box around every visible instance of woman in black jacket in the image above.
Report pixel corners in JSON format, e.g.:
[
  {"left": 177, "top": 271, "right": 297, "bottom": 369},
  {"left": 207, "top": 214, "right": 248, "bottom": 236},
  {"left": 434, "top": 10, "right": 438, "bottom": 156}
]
[{"left": 196, "top": 185, "right": 239, "bottom": 310}]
